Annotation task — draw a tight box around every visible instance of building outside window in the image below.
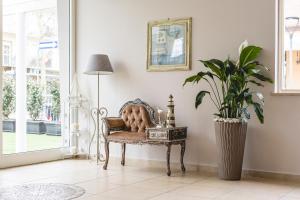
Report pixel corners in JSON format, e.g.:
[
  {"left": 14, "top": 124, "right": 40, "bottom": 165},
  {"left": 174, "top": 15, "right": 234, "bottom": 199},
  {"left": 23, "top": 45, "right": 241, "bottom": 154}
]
[
  {"left": 3, "top": 41, "right": 12, "bottom": 67},
  {"left": 277, "top": 0, "right": 300, "bottom": 92}
]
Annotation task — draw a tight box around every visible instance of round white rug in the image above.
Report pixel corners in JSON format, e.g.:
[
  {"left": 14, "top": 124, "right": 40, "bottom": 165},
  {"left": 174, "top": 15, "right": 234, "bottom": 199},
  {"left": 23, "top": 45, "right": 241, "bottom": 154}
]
[{"left": 0, "top": 183, "right": 85, "bottom": 200}]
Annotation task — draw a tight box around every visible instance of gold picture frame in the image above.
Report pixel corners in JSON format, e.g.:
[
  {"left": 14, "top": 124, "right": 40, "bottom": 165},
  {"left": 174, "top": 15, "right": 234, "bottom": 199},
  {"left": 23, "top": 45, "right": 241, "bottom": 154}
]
[{"left": 147, "top": 18, "right": 192, "bottom": 72}]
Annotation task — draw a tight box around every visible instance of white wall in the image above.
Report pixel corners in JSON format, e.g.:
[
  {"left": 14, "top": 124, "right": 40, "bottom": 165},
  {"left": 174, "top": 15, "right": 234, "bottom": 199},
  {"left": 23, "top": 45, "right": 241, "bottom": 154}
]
[{"left": 76, "top": 0, "right": 300, "bottom": 175}]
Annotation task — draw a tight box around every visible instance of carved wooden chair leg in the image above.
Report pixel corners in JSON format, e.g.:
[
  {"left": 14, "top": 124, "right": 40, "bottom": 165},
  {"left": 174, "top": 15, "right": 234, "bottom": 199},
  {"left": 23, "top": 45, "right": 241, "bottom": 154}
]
[
  {"left": 166, "top": 143, "right": 171, "bottom": 176},
  {"left": 121, "top": 143, "right": 126, "bottom": 166},
  {"left": 103, "top": 141, "right": 109, "bottom": 170},
  {"left": 180, "top": 141, "right": 186, "bottom": 173}
]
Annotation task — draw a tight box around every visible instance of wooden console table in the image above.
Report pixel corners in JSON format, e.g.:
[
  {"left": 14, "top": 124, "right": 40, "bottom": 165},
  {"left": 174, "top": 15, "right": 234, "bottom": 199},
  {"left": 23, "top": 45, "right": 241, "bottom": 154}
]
[{"left": 146, "top": 127, "right": 187, "bottom": 176}]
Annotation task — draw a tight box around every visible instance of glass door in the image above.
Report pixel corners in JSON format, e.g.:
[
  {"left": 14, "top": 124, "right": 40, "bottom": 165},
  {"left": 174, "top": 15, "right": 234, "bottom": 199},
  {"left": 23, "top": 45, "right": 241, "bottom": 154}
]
[{"left": 0, "top": 0, "right": 73, "bottom": 168}]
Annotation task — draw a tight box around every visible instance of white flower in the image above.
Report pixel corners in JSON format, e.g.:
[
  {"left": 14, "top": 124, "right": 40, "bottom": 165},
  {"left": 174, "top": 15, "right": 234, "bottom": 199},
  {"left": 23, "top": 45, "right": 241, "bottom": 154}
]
[
  {"left": 239, "top": 40, "right": 249, "bottom": 55},
  {"left": 256, "top": 92, "right": 264, "bottom": 101}
]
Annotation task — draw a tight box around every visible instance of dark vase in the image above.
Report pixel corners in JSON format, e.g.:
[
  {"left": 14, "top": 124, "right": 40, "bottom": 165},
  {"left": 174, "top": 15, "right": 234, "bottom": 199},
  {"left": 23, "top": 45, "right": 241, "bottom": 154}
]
[{"left": 214, "top": 121, "right": 247, "bottom": 180}]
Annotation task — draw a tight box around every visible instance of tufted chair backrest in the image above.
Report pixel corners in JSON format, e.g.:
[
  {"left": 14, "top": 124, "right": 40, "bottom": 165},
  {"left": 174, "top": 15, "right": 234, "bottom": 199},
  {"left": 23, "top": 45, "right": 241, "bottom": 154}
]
[{"left": 119, "top": 99, "right": 156, "bottom": 133}]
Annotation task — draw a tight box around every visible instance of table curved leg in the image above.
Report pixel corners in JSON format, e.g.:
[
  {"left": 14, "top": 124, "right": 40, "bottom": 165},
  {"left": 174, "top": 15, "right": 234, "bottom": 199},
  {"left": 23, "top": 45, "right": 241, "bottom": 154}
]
[
  {"left": 166, "top": 144, "right": 171, "bottom": 176},
  {"left": 180, "top": 141, "right": 186, "bottom": 173},
  {"left": 103, "top": 141, "right": 109, "bottom": 170}
]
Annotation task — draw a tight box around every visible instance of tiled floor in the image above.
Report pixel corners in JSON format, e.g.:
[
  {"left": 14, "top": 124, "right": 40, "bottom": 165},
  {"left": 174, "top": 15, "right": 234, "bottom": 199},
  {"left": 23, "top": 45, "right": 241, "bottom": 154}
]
[{"left": 0, "top": 159, "right": 300, "bottom": 200}]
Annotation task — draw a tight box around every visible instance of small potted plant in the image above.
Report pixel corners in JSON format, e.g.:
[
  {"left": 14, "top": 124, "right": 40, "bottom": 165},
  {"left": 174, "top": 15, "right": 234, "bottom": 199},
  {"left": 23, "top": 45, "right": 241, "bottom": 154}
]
[
  {"left": 183, "top": 41, "right": 273, "bottom": 180},
  {"left": 45, "top": 82, "right": 61, "bottom": 136},
  {"left": 2, "top": 77, "right": 16, "bottom": 132},
  {"left": 27, "top": 81, "right": 46, "bottom": 134}
]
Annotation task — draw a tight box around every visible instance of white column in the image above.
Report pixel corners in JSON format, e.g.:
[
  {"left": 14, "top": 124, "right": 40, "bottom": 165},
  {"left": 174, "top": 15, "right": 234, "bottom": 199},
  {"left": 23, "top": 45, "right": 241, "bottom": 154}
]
[{"left": 16, "top": 12, "right": 27, "bottom": 153}]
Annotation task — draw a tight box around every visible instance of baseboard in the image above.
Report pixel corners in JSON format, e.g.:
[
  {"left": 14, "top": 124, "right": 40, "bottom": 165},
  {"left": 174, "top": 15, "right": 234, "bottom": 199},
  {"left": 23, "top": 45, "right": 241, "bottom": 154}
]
[
  {"left": 71, "top": 154, "right": 89, "bottom": 160},
  {"left": 242, "top": 169, "right": 300, "bottom": 182},
  {"left": 83, "top": 156, "right": 300, "bottom": 182}
]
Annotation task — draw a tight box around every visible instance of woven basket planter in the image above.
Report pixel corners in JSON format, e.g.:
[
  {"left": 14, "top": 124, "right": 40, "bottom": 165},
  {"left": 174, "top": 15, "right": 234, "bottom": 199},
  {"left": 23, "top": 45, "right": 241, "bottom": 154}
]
[{"left": 214, "top": 120, "right": 247, "bottom": 180}]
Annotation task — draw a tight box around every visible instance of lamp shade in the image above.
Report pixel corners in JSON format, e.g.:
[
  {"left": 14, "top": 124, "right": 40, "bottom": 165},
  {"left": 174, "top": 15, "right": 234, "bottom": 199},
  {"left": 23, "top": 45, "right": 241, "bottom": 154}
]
[{"left": 85, "top": 54, "right": 113, "bottom": 75}]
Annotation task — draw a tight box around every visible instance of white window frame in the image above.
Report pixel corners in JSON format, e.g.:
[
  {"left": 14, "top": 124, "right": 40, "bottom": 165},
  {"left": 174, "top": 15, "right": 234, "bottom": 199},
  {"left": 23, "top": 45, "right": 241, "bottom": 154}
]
[
  {"left": 0, "top": 0, "right": 76, "bottom": 168},
  {"left": 276, "top": 0, "right": 300, "bottom": 94}
]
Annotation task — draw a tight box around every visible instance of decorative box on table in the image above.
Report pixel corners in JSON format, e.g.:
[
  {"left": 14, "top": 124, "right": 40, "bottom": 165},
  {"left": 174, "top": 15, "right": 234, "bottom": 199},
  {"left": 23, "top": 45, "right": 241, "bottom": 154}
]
[{"left": 146, "top": 127, "right": 187, "bottom": 141}]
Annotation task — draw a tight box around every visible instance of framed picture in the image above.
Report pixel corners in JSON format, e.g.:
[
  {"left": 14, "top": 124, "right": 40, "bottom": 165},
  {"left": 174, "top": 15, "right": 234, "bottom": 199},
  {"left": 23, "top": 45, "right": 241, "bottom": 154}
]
[{"left": 147, "top": 18, "right": 192, "bottom": 72}]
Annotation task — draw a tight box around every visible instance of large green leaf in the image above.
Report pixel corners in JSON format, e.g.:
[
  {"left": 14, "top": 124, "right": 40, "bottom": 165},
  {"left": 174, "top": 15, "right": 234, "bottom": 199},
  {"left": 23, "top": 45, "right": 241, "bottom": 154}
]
[
  {"left": 244, "top": 93, "right": 254, "bottom": 104},
  {"left": 243, "top": 62, "right": 258, "bottom": 73},
  {"left": 224, "top": 59, "right": 237, "bottom": 77},
  {"left": 239, "top": 46, "right": 262, "bottom": 67},
  {"left": 183, "top": 75, "right": 200, "bottom": 86},
  {"left": 183, "top": 72, "right": 214, "bottom": 86},
  {"left": 231, "top": 74, "right": 244, "bottom": 83},
  {"left": 248, "top": 80, "right": 264, "bottom": 87},
  {"left": 236, "top": 88, "right": 249, "bottom": 102},
  {"left": 253, "top": 102, "right": 264, "bottom": 123},
  {"left": 200, "top": 60, "right": 223, "bottom": 79},
  {"left": 195, "top": 91, "right": 210, "bottom": 109},
  {"left": 252, "top": 73, "right": 273, "bottom": 83},
  {"left": 208, "top": 59, "right": 224, "bottom": 69}
]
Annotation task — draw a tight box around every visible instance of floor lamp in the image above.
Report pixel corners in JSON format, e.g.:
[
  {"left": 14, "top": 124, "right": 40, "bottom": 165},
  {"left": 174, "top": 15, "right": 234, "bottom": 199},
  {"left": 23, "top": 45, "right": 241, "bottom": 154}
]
[{"left": 85, "top": 54, "right": 113, "bottom": 164}]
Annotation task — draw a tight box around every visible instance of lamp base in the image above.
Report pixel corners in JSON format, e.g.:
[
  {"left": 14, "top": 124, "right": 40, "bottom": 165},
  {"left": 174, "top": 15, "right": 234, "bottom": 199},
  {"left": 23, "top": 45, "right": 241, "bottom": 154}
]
[{"left": 88, "top": 107, "right": 108, "bottom": 164}]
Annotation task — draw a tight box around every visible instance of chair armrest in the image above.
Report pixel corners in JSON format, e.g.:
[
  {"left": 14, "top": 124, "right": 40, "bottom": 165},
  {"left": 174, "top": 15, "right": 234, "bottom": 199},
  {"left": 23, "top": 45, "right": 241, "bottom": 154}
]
[{"left": 103, "top": 117, "right": 126, "bottom": 137}]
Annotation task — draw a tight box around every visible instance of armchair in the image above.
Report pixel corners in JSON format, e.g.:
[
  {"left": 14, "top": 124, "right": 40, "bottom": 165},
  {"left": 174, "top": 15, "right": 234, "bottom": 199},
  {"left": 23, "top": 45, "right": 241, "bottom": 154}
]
[
  {"left": 102, "top": 99, "right": 156, "bottom": 169},
  {"left": 102, "top": 98, "right": 186, "bottom": 176}
]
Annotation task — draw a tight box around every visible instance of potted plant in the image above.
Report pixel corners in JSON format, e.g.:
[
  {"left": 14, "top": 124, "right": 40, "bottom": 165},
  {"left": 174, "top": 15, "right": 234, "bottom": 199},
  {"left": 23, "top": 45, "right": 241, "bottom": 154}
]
[
  {"left": 2, "top": 77, "right": 16, "bottom": 132},
  {"left": 183, "top": 41, "right": 273, "bottom": 180},
  {"left": 45, "top": 82, "right": 61, "bottom": 136},
  {"left": 27, "top": 81, "right": 46, "bottom": 134}
]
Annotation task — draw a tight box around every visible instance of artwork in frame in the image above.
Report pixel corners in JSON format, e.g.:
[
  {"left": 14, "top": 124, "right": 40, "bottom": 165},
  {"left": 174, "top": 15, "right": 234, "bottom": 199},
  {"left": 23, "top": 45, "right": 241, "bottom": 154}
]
[{"left": 147, "top": 18, "right": 192, "bottom": 72}]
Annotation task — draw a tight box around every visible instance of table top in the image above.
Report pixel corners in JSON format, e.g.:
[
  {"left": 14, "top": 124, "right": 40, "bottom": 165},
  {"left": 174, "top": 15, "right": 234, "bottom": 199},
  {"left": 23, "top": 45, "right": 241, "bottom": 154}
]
[{"left": 146, "top": 126, "right": 187, "bottom": 131}]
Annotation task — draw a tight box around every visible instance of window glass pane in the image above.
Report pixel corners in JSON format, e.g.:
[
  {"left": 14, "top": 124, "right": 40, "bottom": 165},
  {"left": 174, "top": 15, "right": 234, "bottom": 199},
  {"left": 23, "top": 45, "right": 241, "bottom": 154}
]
[
  {"left": 282, "top": 0, "right": 300, "bottom": 90},
  {"left": 2, "top": 0, "right": 69, "bottom": 154}
]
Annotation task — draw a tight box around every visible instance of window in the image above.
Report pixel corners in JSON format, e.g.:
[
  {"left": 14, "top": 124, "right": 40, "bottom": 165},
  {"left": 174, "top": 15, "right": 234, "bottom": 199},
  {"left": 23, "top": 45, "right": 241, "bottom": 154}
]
[
  {"left": 3, "top": 41, "right": 12, "bottom": 66},
  {"left": 1, "top": 0, "right": 72, "bottom": 155},
  {"left": 277, "top": 0, "right": 300, "bottom": 92}
]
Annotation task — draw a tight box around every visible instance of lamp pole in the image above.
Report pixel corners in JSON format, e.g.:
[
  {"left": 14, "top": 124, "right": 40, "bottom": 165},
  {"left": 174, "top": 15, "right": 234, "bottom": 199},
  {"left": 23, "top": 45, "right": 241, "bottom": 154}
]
[
  {"left": 97, "top": 74, "right": 100, "bottom": 164},
  {"left": 85, "top": 54, "right": 113, "bottom": 165}
]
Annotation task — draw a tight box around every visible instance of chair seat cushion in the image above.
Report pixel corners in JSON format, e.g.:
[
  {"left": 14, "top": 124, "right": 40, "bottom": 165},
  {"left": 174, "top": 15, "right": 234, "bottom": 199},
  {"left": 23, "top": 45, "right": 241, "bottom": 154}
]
[{"left": 107, "top": 131, "right": 146, "bottom": 142}]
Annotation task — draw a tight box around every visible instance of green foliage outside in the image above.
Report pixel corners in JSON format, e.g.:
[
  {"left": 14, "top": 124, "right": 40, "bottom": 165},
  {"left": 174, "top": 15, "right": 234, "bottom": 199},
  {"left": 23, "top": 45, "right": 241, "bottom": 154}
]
[
  {"left": 48, "top": 81, "right": 61, "bottom": 119},
  {"left": 184, "top": 41, "right": 273, "bottom": 123},
  {"left": 2, "top": 77, "right": 16, "bottom": 119},
  {"left": 27, "top": 81, "right": 44, "bottom": 120},
  {"left": 2, "top": 79, "right": 60, "bottom": 121}
]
